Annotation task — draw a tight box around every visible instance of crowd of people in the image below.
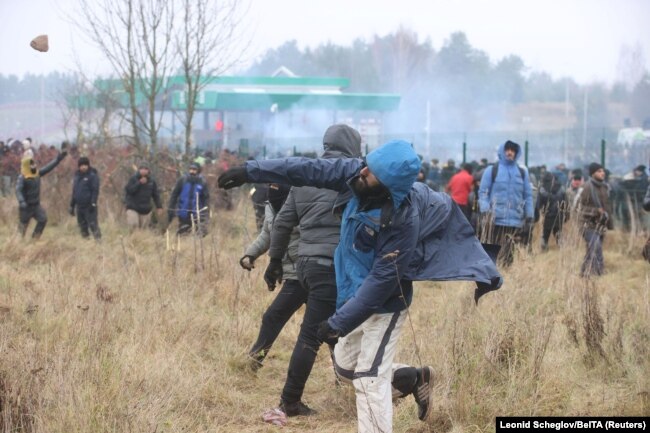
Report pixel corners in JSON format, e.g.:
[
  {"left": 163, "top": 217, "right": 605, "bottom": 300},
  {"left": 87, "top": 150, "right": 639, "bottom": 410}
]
[
  {"left": 418, "top": 145, "right": 650, "bottom": 274},
  {"left": 0, "top": 138, "right": 219, "bottom": 240},
  {"left": 1, "top": 130, "right": 649, "bottom": 432}
]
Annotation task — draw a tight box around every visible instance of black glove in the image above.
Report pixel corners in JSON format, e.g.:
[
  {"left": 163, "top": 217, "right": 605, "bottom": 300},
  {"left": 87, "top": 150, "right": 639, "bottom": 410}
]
[
  {"left": 263, "top": 258, "right": 283, "bottom": 291},
  {"left": 317, "top": 320, "right": 340, "bottom": 346},
  {"left": 68, "top": 205, "right": 75, "bottom": 216},
  {"left": 57, "top": 150, "right": 68, "bottom": 161},
  {"left": 19, "top": 201, "right": 27, "bottom": 209},
  {"left": 217, "top": 166, "right": 248, "bottom": 189},
  {"left": 599, "top": 211, "right": 609, "bottom": 225},
  {"left": 239, "top": 255, "right": 255, "bottom": 271}
]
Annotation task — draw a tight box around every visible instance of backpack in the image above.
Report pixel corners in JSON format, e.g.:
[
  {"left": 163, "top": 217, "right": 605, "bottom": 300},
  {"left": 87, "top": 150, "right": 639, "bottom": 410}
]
[{"left": 491, "top": 163, "right": 525, "bottom": 183}]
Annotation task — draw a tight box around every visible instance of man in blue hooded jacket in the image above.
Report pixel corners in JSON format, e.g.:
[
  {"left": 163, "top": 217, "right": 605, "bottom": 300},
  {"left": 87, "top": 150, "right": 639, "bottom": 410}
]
[
  {"left": 218, "top": 140, "right": 501, "bottom": 433},
  {"left": 478, "top": 140, "right": 534, "bottom": 267},
  {"left": 167, "top": 162, "right": 210, "bottom": 236}
]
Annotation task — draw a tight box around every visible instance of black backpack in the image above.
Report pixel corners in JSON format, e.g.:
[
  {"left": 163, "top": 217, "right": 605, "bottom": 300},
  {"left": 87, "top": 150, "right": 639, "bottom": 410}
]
[{"left": 491, "top": 163, "right": 525, "bottom": 183}]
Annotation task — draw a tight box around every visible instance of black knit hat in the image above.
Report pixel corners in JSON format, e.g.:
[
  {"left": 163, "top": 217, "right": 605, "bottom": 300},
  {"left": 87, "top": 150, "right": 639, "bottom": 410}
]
[
  {"left": 189, "top": 162, "right": 201, "bottom": 173},
  {"left": 588, "top": 162, "right": 603, "bottom": 176},
  {"left": 78, "top": 156, "right": 90, "bottom": 167},
  {"left": 634, "top": 165, "right": 646, "bottom": 173}
]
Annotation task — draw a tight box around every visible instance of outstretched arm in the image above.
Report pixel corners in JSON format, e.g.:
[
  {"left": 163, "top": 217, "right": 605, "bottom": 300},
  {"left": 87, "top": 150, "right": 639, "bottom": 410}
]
[{"left": 219, "top": 157, "right": 362, "bottom": 192}]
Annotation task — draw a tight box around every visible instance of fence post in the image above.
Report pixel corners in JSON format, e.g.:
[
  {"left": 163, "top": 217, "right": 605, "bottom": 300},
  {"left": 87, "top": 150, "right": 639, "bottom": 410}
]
[
  {"left": 293, "top": 145, "right": 297, "bottom": 156},
  {"left": 462, "top": 133, "right": 467, "bottom": 164},
  {"left": 263, "top": 145, "right": 266, "bottom": 159},
  {"left": 524, "top": 139, "right": 529, "bottom": 167},
  {"left": 600, "top": 130, "right": 606, "bottom": 168}
]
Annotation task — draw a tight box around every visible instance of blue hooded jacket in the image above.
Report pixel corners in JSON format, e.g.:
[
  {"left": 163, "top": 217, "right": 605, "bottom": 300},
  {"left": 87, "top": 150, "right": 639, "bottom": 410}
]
[
  {"left": 478, "top": 141, "right": 534, "bottom": 228},
  {"left": 245, "top": 140, "right": 502, "bottom": 336}
]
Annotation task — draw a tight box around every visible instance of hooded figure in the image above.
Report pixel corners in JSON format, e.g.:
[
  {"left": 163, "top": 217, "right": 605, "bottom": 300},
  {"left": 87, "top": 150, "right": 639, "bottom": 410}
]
[
  {"left": 261, "top": 124, "right": 363, "bottom": 416},
  {"left": 16, "top": 150, "right": 67, "bottom": 238},
  {"left": 478, "top": 140, "right": 534, "bottom": 266},
  {"left": 219, "top": 139, "right": 501, "bottom": 431}
]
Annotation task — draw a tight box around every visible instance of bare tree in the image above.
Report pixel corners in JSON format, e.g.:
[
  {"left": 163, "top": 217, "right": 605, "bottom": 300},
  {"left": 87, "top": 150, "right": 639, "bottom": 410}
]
[
  {"left": 175, "top": 0, "right": 249, "bottom": 156},
  {"left": 73, "top": 0, "right": 175, "bottom": 152}
]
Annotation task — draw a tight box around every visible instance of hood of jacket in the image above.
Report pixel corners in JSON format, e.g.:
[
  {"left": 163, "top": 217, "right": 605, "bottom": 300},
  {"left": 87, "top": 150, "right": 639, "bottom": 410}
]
[
  {"left": 497, "top": 140, "right": 521, "bottom": 166},
  {"left": 365, "top": 140, "right": 420, "bottom": 209},
  {"left": 20, "top": 157, "right": 37, "bottom": 179},
  {"left": 322, "top": 124, "right": 362, "bottom": 159}
]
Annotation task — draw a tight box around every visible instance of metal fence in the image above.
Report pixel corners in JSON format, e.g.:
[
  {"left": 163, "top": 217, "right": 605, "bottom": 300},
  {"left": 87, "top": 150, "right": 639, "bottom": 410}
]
[{"left": 246, "top": 127, "right": 648, "bottom": 175}]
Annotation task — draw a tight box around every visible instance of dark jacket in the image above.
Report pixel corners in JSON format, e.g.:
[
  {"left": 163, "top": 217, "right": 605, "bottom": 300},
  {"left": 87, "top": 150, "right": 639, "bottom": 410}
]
[
  {"left": 71, "top": 167, "right": 100, "bottom": 208},
  {"left": 644, "top": 183, "right": 650, "bottom": 212},
  {"left": 579, "top": 178, "right": 613, "bottom": 231},
  {"left": 124, "top": 173, "right": 163, "bottom": 214},
  {"left": 535, "top": 174, "right": 566, "bottom": 220},
  {"left": 16, "top": 153, "right": 66, "bottom": 206},
  {"left": 245, "top": 140, "right": 502, "bottom": 336},
  {"left": 168, "top": 174, "right": 209, "bottom": 219},
  {"left": 269, "top": 124, "right": 362, "bottom": 261}
]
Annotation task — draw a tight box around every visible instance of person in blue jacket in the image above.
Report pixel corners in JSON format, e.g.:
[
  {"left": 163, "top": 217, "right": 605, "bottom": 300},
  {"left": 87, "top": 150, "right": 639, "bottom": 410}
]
[
  {"left": 218, "top": 140, "right": 502, "bottom": 433},
  {"left": 167, "top": 162, "right": 210, "bottom": 236},
  {"left": 478, "top": 140, "right": 534, "bottom": 267},
  {"left": 69, "top": 156, "right": 101, "bottom": 240}
]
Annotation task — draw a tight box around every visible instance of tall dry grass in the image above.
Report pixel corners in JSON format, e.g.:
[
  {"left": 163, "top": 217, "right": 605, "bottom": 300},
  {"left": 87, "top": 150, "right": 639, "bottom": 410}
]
[{"left": 0, "top": 194, "right": 648, "bottom": 433}]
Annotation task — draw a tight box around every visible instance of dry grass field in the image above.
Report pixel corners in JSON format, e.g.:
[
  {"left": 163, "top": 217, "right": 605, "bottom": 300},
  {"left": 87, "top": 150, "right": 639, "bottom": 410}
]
[{"left": 0, "top": 194, "right": 648, "bottom": 433}]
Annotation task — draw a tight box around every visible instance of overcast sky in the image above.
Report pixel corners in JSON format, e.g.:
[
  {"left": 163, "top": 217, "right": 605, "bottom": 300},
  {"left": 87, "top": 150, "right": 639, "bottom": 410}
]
[{"left": 1, "top": 0, "right": 649, "bottom": 85}]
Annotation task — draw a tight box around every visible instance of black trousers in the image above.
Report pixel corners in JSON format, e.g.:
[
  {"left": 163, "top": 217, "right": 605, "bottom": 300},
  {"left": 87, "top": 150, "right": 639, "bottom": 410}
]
[
  {"left": 76, "top": 205, "right": 101, "bottom": 239},
  {"left": 542, "top": 213, "right": 563, "bottom": 244},
  {"left": 488, "top": 225, "right": 519, "bottom": 267},
  {"left": 248, "top": 279, "right": 307, "bottom": 363},
  {"left": 281, "top": 256, "right": 337, "bottom": 404},
  {"left": 19, "top": 204, "right": 47, "bottom": 238}
]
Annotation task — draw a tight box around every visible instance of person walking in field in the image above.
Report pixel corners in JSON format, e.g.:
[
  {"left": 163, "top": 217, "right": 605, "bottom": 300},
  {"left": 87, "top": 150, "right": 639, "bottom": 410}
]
[
  {"left": 218, "top": 139, "right": 502, "bottom": 433},
  {"left": 16, "top": 146, "right": 67, "bottom": 239},
  {"left": 124, "top": 162, "right": 163, "bottom": 231},
  {"left": 478, "top": 140, "right": 534, "bottom": 266},
  {"left": 535, "top": 171, "right": 568, "bottom": 251},
  {"left": 167, "top": 162, "right": 210, "bottom": 236},
  {"left": 578, "top": 162, "right": 613, "bottom": 277},
  {"left": 261, "top": 124, "right": 361, "bottom": 417},
  {"left": 239, "top": 183, "right": 303, "bottom": 371},
  {"left": 69, "top": 156, "right": 102, "bottom": 240}
]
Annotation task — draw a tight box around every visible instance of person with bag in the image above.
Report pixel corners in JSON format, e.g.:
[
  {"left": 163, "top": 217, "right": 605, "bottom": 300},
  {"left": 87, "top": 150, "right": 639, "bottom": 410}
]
[{"left": 478, "top": 140, "right": 534, "bottom": 266}]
